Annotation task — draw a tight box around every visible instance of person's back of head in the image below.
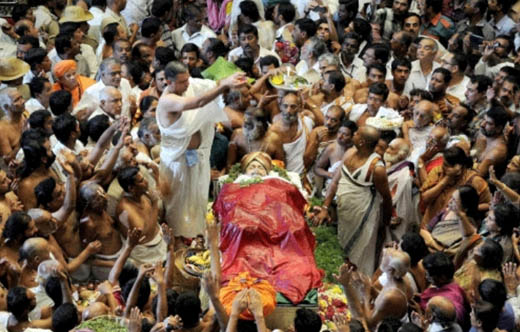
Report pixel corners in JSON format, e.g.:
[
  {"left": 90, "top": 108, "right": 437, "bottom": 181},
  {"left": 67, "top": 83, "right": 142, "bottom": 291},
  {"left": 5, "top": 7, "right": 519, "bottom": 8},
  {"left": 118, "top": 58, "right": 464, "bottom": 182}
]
[
  {"left": 52, "top": 113, "right": 78, "bottom": 144},
  {"left": 151, "top": 0, "right": 172, "bottom": 18},
  {"left": 118, "top": 262, "right": 138, "bottom": 289},
  {"left": 493, "top": 203, "right": 519, "bottom": 236},
  {"left": 400, "top": 232, "right": 428, "bottom": 267},
  {"left": 87, "top": 114, "right": 110, "bottom": 142},
  {"left": 34, "top": 177, "right": 56, "bottom": 209},
  {"left": 152, "top": 289, "right": 178, "bottom": 320},
  {"left": 24, "top": 47, "right": 47, "bottom": 70},
  {"left": 377, "top": 317, "right": 402, "bottom": 332},
  {"left": 55, "top": 33, "right": 73, "bottom": 55},
  {"left": 49, "top": 90, "right": 72, "bottom": 116},
  {"left": 121, "top": 276, "right": 151, "bottom": 311},
  {"left": 349, "top": 319, "right": 365, "bottom": 332},
  {"left": 52, "top": 303, "right": 79, "bottom": 332},
  {"left": 475, "top": 239, "right": 503, "bottom": 270},
  {"left": 7, "top": 286, "right": 30, "bottom": 321},
  {"left": 141, "top": 16, "right": 162, "bottom": 39},
  {"left": 422, "top": 252, "right": 455, "bottom": 285},
  {"left": 478, "top": 279, "right": 507, "bottom": 310},
  {"left": 240, "top": 0, "right": 260, "bottom": 22},
  {"left": 2, "top": 211, "right": 32, "bottom": 243},
  {"left": 295, "top": 18, "right": 317, "bottom": 39},
  {"left": 175, "top": 291, "right": 201, "bottom": 329},
  {"left": 399, "top": 323, "right": 422, "bottom": 332},
  {"left": 45, "top": 276, "right": 63, "bottom": 307},
  {"left": 473, "top": 300, "right": 500, "bottom": 332},
  {"left": 28, "top": 110, "right": 51, "bottom": 130},
  {"left": 154, "top": 47, "right": 176, "bottom": 68},
  {"left": 294, "top": 308, "right": 322, "bottom": 332}
]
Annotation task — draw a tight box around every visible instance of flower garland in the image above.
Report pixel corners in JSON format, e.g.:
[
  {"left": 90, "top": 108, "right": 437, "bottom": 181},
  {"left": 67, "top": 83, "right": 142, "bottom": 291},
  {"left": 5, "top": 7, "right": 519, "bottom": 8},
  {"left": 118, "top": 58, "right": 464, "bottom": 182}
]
[{"left": 223, "top": 163, "right": 291, "bottom": 186}]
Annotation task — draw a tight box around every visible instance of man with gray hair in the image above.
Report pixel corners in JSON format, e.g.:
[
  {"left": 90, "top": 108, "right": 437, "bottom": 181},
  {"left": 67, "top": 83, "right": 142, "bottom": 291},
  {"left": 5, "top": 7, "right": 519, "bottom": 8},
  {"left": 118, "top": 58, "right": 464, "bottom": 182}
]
[
  {"left": 0, "top": 87, "right": 26, "bottom": 164},
  {"left": 158, "top": 61, "right": 246, "bottom": 239},
  {"left": 88, "top": 86, "right": 123, "bottom": 121},
  {"left": 404, "top": 37, "right": 440, "bottom": 94},
  {"left": 295, "top": 36, "right": 327, "bottom": 84},
  {"left": 384, "top": 138, "right": 420, "bottom": 240},
  {"left": 74, "top": 58, "right": 136, "bottom": 118}
]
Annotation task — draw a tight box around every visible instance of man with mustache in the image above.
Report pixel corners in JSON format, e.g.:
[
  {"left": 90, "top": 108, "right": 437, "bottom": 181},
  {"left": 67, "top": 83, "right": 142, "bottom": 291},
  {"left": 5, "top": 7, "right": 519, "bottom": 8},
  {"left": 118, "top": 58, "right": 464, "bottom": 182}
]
[
  {"left": 226, "top": 107, "right": 284, "bottom": 169},
  {"left": 473, "top": 105, "right": 509, "bottom": 178},
  {"left": 304, "top": 106, "right": 345, "bottom": 168},
  {"left": 270, "top": 92, "right": 314, "bottom": 175},
  {"left": 228, "top": 24, "right": 280, "bottom": 70}
]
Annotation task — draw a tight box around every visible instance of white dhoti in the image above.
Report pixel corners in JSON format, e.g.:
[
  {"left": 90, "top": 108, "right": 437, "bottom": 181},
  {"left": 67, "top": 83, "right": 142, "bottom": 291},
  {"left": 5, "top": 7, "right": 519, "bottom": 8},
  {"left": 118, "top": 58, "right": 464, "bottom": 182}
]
[
  {"left": 336, "top": 153, "right": 383, "bottom": 275},
  {"left": 129, "top": 229, "right": 167, "bottom": 265},
  {"left": 387, "top": 161, "right": 421, "bottom": 240},
  {"left": 91, "top": 240, "right": 126, "bottom": 281},
  {"left": 157, "top": 79, "right": 227, "bottom": 238}
]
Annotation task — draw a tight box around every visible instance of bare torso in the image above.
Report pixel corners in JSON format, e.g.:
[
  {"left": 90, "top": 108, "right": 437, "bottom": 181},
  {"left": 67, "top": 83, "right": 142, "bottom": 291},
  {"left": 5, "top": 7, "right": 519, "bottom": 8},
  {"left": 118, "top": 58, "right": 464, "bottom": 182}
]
[{"left": 80, "top": 212, "right": 122, "bottom": 255}]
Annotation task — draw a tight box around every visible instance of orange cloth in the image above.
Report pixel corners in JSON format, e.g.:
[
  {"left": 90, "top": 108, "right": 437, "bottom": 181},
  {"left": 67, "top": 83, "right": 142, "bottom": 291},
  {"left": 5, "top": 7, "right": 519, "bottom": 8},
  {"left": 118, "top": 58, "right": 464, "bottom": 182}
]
[
  {"left": 219, "top": 272, "right": 276, "bottom": 320},
  {"left": 53, "top": 60, "right": 77, "bottom": 79},
  {"left": 52, "top": 75, "right": 96, "bottom": 108}
]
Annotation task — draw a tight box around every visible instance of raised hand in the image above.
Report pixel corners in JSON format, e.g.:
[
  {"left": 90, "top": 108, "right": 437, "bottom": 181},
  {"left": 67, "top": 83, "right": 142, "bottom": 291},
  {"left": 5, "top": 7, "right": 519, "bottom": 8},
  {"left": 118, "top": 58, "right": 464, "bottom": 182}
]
[
  {"left": 247, "top": 288, "right": 264, "bottom": 317},
  {"left": 151, "top": 262, "right": 165, "bottom": 284},
  {"left": 161, "top": 224, "right": 174, "bottom": 249},
  {"left": 87, "top": 240, "right": 102, "bottom": 255},
  {"left": 231, "top": 289, "right": 248, "bottom": 315},
  {"left": 128, "top": 307, "right": 142, "bottom": 332},
  {"left": 502, "top": 262, "right": 519, "bottom": 296},
  {"left": 128, "top": 227, "right": 143, "bottom": 248},
  {"left": 201, "top": 271, "right": 219, "bottom": 298},
  {"left": 333, "top": 313, "right": 350, "bottom": 332}
]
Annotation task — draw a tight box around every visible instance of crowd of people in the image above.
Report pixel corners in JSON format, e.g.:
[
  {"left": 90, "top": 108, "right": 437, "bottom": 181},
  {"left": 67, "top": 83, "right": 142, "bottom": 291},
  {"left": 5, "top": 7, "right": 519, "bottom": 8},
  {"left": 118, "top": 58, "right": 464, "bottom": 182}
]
[{"left": 0, "top": 0, "right": 520, "bottom": 330}]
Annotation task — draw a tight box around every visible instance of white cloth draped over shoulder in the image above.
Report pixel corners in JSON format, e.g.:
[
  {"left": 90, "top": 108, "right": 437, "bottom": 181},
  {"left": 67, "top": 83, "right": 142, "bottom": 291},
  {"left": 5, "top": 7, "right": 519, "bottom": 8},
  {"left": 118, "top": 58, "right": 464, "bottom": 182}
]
[
  {"left": 336, "top": 152, "right": 384, "bottom": 275},
  {"left": 387, "top": 161, "right": 420, "bottom": 241},
  {"left": 157, "top": 79, "right": 227, "bottom": 238}
]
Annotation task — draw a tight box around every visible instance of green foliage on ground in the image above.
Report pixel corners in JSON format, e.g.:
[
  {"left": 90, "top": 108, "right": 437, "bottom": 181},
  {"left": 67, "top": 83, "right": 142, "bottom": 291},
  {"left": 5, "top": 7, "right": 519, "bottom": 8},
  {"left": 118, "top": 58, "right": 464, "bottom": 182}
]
[{"left": 312, "top": 225, "right": 344, "bottom": 283}]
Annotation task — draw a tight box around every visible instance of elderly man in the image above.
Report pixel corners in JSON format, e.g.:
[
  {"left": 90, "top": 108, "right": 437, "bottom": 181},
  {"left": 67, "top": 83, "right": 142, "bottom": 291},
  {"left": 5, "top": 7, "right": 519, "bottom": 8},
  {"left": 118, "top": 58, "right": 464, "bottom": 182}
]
[
  {"left": 117, "top": 166, "right": 166, "bottom": 265},
  {"left": 227, "top": 107, "right": 284, "bottom": 169},
  {"left": 385, "top": 138, "right": 420, "bottom": 239},
  {"left": 404, "top": 37, "right": 440, "bottom": 94},
  {"left": 336, "top": 248, "right": 412, "bottom": 329},
  {"left": 0, "top": 88, "right": 26, "bottom": 164},
  {"left": 403, "top": 100, "right": 435, "bottom": 164},
  {"left": 473, "top": 106, "right": 509, "bottom": 178},
  {"left": 75, "top": 58, "right": 135, "bottom": 118},
  {"left": 270, "top": 92, "right": 314, "bottom": 175},
  {"left": 88, "top": 87, "right": 122, "bottom": 121},
  {"left": 315, "top": 126, "right": 392, "bottom": 275},
  {"left": 425, "top": 296, "right": 463, "bottom": 332},
  {"left": 51, "top": 60, "right": 95, "bottom": 107},
  {"left": 157, "top": 61, "right": 245, "bottom": 239},
  {"left": 295, "top": 37, "right": 327, "bottom": 84},
  {"left": 417, "top": 126, "right": 450, "bottom": 185}
]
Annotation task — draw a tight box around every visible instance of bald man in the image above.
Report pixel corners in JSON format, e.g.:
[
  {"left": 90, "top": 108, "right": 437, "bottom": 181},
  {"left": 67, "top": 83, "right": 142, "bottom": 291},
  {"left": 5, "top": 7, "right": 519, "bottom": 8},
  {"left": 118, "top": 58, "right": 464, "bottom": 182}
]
[
  {"left": 385, "top": 138, "right": 420, "bottom": 240},
  {"left": 403, "top": 100, "right": 435, "bottom": 164},
  {"left": 337, "top": 248, "right": 413, "bottom": 329},
  {"left": 315, "top": 126, "right": 392, "bottom": 275},
  {"left": 426, "top": 296, "right": 462, "bottom": 332}
]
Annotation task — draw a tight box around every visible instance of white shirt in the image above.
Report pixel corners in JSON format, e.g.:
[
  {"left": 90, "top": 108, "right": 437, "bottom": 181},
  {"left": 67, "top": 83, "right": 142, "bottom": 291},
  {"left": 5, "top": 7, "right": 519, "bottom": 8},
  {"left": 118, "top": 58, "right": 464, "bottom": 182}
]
[
  {"left": 253, "top": 20, "right": 276, "bottom": 51},
  {"left": 34, "top": 5, "right": 56, "bottom": 31},
  {"left": 295, "top": 59, "right": 321, "bottom": 84},
  {"left": 474, "top": 58, "right": 514, "bottom": 79},
  {"left": 75, "top": 78, "right": 135, "bottom": 118},
  {"left": 121, "top": 0, "right": 152, "bottom": 26},
  {"left": 491, "top": 14, "right": 515, "bottom": 36},
  {"left": 48, "top": 47, "right": 92, "bottom": 79},
  {"left": 172, "top": 24, "right": 217, "bottom": 56},
  {"left": 25, "top": 98, "right": 47, "bottom": 114},
  {"left": 404, "top": 60, "right": 440, "bottom": 94},
  {"left": 88, "top": 6, "right": 105, "bottom": 43},
  {"left": 290, "top": 0, "right": 338, "bottom": 19},
  {"left": 446, "top": 75, "right": 470, "bottom": 101},
  {"left": 228, "top": 46, "right": 281, "bottom": 69},
  {"left": 80, "top": 43, "right": 99, "bottom": 79},
  {"left": 0, "top": 42, "right": 16, "bottom": 59},
  {"left": 102, "top": 8, "right": 129, "bottom": 36},
  {"left": 348, "top": 104, "right": 400, "bottom": 123}
]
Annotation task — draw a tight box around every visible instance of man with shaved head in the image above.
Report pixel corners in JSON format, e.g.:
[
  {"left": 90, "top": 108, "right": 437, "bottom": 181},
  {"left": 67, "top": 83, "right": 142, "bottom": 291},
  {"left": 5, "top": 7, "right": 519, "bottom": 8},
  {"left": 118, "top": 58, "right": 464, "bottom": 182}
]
[
  {"left": 426, "top": 296, "right": 462, "bottom": 332},
  {"left": 385, "top": 138, "right": 420, "bottom": 239},
  {"left": 315, "top": 126, "right": 392, "bottom": 275}
]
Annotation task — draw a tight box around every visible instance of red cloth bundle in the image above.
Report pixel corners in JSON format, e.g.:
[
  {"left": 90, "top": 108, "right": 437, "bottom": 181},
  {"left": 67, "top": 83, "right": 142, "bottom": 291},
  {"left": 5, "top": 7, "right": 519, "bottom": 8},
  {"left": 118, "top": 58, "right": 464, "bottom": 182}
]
[{"left": 214, "top": 178, "right": 324, "bottom": 304}]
